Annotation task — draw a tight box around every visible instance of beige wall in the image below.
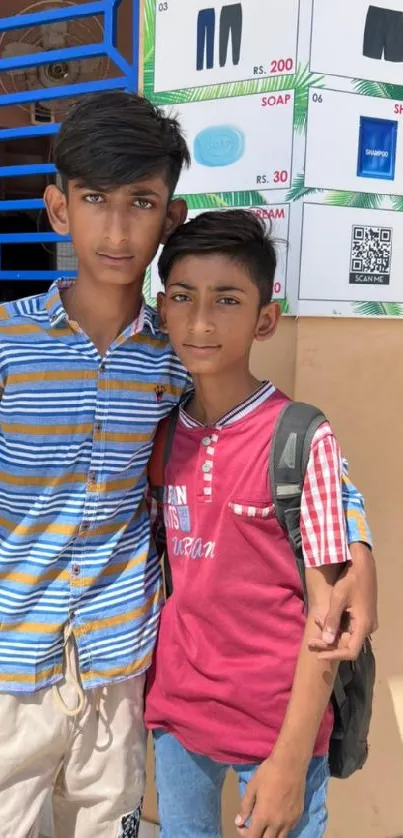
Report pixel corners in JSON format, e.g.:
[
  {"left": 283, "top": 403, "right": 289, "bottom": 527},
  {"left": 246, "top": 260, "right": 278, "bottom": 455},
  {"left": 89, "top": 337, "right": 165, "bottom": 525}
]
[
  {"left": 144, "top": 318, "right": 403, "bottom": 837},
  {"left": 294, "top": 319, "right": 403, "bottom": 838}
]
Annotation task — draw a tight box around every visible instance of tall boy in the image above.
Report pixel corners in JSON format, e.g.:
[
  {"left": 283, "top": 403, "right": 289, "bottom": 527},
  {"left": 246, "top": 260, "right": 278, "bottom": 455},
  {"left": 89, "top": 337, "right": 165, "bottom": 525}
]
[
  {"left": 0, "top": 92, "right": 374, "bottom": 838},
  {"left": 0, "top": 91, "right": 190, "bottom": 838},
  {"left": 146, "top": 209, "right": 367, "bottom": 838}
]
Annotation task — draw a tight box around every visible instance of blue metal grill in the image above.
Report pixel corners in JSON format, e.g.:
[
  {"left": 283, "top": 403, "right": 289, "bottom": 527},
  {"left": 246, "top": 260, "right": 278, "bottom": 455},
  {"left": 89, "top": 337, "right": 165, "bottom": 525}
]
[{"left": 0, "top": 0, "right": 140, "bottom": 282}]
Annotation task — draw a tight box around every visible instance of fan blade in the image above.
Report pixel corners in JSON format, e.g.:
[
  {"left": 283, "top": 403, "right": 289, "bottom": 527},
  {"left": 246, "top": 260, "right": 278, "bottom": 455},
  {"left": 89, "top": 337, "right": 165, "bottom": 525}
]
[
  {"left": 40, "top": 21, "right": 68, "bottom": 50},
  {"left": 1, "top": 41, "right": 43, "bottom": 57}
]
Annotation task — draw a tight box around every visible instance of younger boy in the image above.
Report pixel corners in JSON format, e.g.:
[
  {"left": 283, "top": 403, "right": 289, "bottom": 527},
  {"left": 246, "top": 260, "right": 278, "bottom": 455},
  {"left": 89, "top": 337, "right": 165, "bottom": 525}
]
[{"left": 146, "top": 209, "right": 358, "bottom": 837}]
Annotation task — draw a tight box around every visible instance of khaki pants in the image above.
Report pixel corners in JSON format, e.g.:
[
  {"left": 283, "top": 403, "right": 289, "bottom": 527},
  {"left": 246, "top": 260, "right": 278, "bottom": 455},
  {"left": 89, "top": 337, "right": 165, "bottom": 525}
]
[{"left": 0, "top": 632, "right": 146, "bottom": 838}]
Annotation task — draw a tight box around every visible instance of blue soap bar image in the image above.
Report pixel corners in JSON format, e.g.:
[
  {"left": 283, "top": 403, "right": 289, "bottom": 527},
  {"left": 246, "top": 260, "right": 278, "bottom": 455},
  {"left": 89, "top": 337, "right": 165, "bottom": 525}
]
[
  {"left": 357, "top": 116, "right": 398, "bottom": 180},
  {"left": 194, "top": 125, "right": 245, "bottom": 167}
]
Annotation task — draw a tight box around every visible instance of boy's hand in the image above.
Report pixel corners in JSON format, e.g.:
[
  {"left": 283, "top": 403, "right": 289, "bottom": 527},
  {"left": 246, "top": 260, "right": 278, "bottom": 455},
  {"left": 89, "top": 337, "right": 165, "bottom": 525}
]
[
  {"left": 235, "top": 757, "right": 305, "bottom": 837},
  {"left": 308, "top": 544, "right": 377, "bottom": 661}
]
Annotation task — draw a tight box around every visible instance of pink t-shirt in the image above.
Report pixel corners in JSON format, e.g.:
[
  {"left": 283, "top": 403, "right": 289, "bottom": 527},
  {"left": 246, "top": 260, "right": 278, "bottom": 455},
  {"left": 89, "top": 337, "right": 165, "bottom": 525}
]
[{"left": 145, "top": 383, "right": 348, "bottom": 764}]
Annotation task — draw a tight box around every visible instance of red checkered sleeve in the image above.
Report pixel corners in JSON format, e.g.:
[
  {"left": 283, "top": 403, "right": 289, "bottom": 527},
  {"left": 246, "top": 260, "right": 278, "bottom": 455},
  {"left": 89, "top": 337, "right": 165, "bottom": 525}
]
[{"left": 301, "top": 422, "right": 350, "bottom": 568}]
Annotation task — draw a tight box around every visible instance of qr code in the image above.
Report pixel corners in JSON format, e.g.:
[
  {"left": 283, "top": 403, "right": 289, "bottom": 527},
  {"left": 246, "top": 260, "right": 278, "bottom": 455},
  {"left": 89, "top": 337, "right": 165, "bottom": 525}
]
[{"left": 349, "top": 225, "right": 392, "bottom": 285}]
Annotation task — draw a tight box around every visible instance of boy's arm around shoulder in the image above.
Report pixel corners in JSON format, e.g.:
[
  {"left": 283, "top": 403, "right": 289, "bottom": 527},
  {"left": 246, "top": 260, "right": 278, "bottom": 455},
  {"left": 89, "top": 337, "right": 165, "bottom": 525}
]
[
  {"left": 312, "top": 458, "right": 378, "bottom": 660},
  {"left": 236, "top": 425, "right": 346, "bottom": 838},
  {"left": 272, "top": 425, "right": 349, "bottom": 764}
]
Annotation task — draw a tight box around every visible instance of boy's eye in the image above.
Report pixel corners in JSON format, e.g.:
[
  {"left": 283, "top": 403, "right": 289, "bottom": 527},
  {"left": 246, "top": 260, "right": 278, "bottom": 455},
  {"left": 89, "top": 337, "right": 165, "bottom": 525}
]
[
  {"left": 133, "top": 199, "right": 153, "bottom": 209},
  {"left": 83, "top": 194, "right": 104, "bottom": 204},
  {"left": 217, "top": 297, "right": 239, "bottom": 305},
  {"left": 171, "top": 293, "right": 190, "bottom": 302}
]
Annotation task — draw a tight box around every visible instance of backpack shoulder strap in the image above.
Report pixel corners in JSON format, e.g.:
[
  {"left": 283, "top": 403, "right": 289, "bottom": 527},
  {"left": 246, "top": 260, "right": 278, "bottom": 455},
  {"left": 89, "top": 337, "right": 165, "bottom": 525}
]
[
  {"left": 269, "top": 401, "right": 327, "bottom": 598},
  {"left": 148, "top": 406, "right": 180, "bottom": 498}
]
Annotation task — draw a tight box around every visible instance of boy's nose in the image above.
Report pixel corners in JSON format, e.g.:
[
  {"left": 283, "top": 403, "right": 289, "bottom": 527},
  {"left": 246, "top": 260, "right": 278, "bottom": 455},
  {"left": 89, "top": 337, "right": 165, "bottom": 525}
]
[
  {"left": 104, "top": 210, "right": 129, "bottom": 244},
  {"left": 188, "top": 306, "right": 215, "bottom": 334}
]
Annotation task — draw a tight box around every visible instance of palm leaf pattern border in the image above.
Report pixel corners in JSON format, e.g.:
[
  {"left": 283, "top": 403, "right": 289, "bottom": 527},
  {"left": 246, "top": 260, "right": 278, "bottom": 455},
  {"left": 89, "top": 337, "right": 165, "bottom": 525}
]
[
  {"left": 352, "top": 301, "right": 403, "bottom": 316},
  {"left": 391, "top": 195, "right": 403, "bottom": 212},
  {"left": 353, "top": 80, "right": 403, "bottom": 101},
  {"left": 286, "top": 175, "right": 385, "bottom": 209}
]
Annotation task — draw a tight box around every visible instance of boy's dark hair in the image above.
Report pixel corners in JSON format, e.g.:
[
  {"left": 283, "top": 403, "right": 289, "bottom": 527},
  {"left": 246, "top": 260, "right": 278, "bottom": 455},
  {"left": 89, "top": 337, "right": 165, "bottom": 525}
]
[
  {"left": 158, "top": 209, "right": 277, "bottom": 305},
  {"left": 53, "top": 91, "right": 190, "bottom": 195}
]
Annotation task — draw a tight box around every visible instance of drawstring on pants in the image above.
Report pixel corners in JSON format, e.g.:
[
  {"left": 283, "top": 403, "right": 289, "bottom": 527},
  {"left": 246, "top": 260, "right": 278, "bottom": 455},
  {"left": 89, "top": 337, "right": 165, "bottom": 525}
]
[{"left": 52, "top": 623, "right": 86, "bottom": 718}]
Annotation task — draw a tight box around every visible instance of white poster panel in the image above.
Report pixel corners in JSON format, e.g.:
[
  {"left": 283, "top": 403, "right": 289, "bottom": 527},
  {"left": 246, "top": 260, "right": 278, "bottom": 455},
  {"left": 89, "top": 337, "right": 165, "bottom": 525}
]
[
  {"left": 172, "top": 92, "right": 294, "bottom": 195},
  {"left": 154, "top": 0, "right": 300, "bottom": 94},
  {"left": 310, "top": 0, "right": 403, "bottom": 87},
  {"left": 305, "top": 88, "right": 403, "bottom": 195},
  {"left": 299, "top": 203, "right": 403, "bottom": 310}
]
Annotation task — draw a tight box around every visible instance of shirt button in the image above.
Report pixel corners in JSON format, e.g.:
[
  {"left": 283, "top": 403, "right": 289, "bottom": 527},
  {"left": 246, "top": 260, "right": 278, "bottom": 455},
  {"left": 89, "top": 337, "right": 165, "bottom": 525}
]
[
  {"left": 202, "top": 436, "right": 212, "bottom": 446},
  {"left": 95, "top": 422, "right": 102, "bottom": 434},
  {"left": 100, "top": 362, "right": 106, "bottom": 373},
  {"left": 81, "top": 520, "right": 89, "bottom": 531},
  {"left": 202, "top": 462, "right": 212, "bottom": 473},
  {"left": 89, "top": 471, "right": 97, "bottom": 484},
  {"left": 72, "top": 564, "right": 80, "bottom": 577}
]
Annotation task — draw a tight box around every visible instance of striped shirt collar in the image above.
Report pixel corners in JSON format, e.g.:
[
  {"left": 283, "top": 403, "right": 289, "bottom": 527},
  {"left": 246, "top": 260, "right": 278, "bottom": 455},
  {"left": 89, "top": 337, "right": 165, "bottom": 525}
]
[
  {"left": 43, "top": 279, "right": 157, "bottom": 336},
  {"left": 180, "top": 381, "right": 276, "bottom": 430}
]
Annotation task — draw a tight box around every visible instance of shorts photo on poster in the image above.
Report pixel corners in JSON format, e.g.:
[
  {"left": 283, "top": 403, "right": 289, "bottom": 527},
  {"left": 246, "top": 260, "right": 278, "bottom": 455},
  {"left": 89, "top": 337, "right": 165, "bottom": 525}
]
[
  {"left": 310, "top": 0, "right": 403, "bottom": 86},
  {"left": 363, "top": 5, "right": 403, "bottom": 63},
  {"left": 349, "top": 225, "right": 392, "bottom": 285},
  {"left": 152, "top": 0, "right": 300, "bottom": 95},
  {"left": 304, "top": 88, "right": 403, "bottom": 195}
]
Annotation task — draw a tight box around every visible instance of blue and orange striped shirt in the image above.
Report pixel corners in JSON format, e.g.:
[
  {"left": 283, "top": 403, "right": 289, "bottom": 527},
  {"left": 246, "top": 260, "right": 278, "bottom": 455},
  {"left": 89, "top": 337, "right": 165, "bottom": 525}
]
[{"left": 0, "top": 280, "right": 189, "bottom": 692}]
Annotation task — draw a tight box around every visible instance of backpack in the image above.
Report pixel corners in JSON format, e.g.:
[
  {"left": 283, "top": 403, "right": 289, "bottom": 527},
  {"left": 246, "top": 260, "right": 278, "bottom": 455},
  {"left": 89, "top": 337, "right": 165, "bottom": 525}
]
[{"left": 148, "top": 400, "right": 375, "bottom": 780}]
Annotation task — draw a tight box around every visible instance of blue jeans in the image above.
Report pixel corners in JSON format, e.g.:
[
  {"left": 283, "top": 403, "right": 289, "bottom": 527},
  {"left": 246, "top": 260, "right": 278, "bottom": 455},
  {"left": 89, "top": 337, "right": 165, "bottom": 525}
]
[
  {"left": 196, "top": 8, "right": 215, "bottom": 70},
  {"left": 153, "top": 731, "right": 329, "bottom": 837}
]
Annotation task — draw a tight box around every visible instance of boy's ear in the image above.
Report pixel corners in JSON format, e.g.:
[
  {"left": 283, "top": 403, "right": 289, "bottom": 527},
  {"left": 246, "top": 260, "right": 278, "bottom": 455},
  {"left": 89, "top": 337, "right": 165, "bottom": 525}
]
[
  {"left": 161, "top": 198, "right": 187, "bottom": 244},
  {"left": 255, "top": 302, "right": 281, "bottom": 342},
  {"left": 44, "top": 184, "right": 70, "bottom": 236},
  {"left": 157, "top": 291, "right": 168, "bottom": 333}
]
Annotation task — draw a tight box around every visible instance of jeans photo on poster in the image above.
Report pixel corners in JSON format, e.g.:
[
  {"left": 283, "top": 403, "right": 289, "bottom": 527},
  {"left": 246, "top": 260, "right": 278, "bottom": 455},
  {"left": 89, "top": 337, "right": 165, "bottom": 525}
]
[{"left": 196, "top": 3, "right": 243, "bottom": 71}]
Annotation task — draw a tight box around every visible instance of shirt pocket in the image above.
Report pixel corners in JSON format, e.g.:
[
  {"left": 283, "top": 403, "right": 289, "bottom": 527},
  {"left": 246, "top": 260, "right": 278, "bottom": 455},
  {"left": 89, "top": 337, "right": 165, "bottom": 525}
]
[{"left": 228, "top": 500, "right": 276, "bottom": 520}]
